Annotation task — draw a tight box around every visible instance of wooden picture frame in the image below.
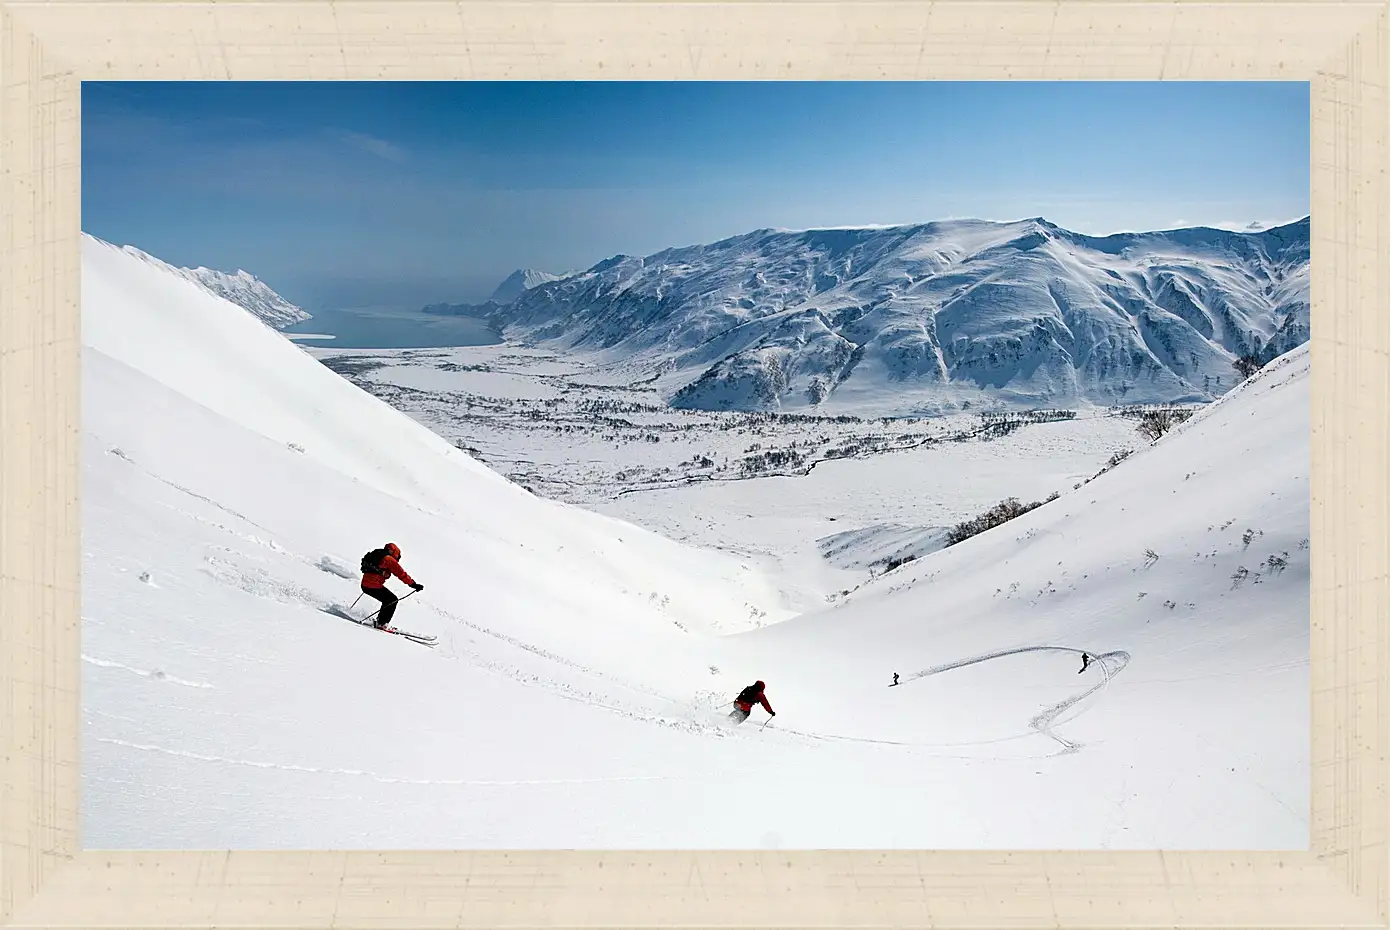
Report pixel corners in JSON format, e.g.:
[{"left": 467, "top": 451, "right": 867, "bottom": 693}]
[{"left": 1, "top": 1, "right": 1385, "bottom": 926}]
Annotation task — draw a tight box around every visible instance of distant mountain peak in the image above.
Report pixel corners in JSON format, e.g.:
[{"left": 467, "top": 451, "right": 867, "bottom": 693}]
[{"left": 489, "top": 268, "right": 566, "bottom": 305}]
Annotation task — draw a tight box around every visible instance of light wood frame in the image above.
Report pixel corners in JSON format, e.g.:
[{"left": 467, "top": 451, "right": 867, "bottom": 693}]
[{"left": 1, "top": 1, "right": 1385, "bottom": 926}]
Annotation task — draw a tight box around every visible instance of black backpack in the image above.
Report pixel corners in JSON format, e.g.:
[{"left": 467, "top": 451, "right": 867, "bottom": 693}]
[
  {"left": 360, "top": 548, "right": 388, "bottom": 575},
  {"left": 736, "top": 683, "right": 762, "bottom": 704}
]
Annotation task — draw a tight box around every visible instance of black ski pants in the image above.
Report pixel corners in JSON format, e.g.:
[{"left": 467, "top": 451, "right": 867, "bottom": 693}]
[{"left": 361, "top": 585, "right": 398, "bottom": 627}]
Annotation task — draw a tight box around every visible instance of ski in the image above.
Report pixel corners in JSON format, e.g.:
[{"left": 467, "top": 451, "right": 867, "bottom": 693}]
[
  {"left": 321, "top": 605, "right": 436, "bottom": 645},
  {"left": 377, "top": 625, "right": 437, "bottom": 645}
]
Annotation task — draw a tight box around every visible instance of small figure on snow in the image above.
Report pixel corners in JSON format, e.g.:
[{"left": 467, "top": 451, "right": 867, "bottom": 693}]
[
  {"left": 891, "top": 672, "right": 900, "bottom": 686},
  {"left": 729, "top": 680, "right": 775, "bottom": 725},
  {"left": 1078, "top": 652, "right": 1092, "bottom": 674},
  {"left": 360, "top": 543, "right": 423, "bottom": 629}
]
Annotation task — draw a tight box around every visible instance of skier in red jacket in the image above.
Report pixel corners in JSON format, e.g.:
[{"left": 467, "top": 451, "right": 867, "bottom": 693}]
[
  {"left": 360, "top": 543, "right": 423, "bottom": 629},
  {"left": 728, "top": 680, "right": 775, "bottom": 725}
]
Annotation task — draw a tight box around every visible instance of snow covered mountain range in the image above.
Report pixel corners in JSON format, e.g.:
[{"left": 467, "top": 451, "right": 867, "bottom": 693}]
[
  {"left": 130, "top": 214, "right": 1309, "bottom": 419},
  {"left": 114, "top": 244, "right": 312, "bottom": 329},
  {"left": 481, "top": 217, "right": 1310, "bottom": 415}
]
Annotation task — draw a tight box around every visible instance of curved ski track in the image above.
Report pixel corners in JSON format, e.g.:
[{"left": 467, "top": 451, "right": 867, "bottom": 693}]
[{"left": 769, "top": 646, "right": 1130, "bottom": 757}]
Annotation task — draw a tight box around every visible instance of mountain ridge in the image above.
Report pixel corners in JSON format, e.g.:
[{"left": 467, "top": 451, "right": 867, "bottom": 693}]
[
  {"left": 112, "top": 244, "right": 314, "bottom": 330},
  {"left": 483, "top": 215, "right": 1310, "bottom": 415}
]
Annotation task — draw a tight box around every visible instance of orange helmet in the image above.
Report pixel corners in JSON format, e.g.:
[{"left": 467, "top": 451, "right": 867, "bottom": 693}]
[{"left": 384, "top": 543, "right": 401, "bottom": 559}]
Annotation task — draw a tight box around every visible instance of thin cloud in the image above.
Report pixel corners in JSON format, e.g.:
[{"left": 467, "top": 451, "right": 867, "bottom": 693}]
[{"left": 330, "top": 129, "right": 407, "bottom": 163}]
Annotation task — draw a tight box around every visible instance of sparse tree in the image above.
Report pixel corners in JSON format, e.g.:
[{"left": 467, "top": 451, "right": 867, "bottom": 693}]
[
  {"left": 944, "top": 491, "right": 1060, "bottom": 548},
  {"left": 1233, "top": 354, "right": 1263, "bottom": 380},
  {"left": 1136, "top": 406, "right": 1193, "bottom": 442},
  {"left": 1105, "top": 448, "right": 1134, "bottom": 470}
]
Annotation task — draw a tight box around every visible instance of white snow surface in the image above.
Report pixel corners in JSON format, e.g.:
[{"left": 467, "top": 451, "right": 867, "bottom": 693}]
[{"left": 82, "top": 233, "right": 1309, "bottom": 850}]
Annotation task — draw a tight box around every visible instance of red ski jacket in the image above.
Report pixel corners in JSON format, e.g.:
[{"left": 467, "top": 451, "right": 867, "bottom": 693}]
[
  {"left": 736, "top": 692, "right": 774, "bottom": 715},
  {"left": 362, "top": 554, "right": 417, "bottom": 590}
]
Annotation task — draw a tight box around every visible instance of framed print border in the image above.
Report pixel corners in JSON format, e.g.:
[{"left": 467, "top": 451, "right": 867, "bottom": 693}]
[{"left": 1, "top": 1, "right": 1386, "bottom": 926}]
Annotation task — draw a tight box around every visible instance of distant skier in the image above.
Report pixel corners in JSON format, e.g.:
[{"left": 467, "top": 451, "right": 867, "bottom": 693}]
[
  {"left": 891, "top": 672, "right": 900, "bottom": 686},
  {"left": 728, "top": 680, "right": 775, "bottom": 725},
  {"left": 359, "top": 543, "right": 423, "bottom": 629},
  {"left": 1078, "top": 652, "right": 1092, "bottom": 674}
]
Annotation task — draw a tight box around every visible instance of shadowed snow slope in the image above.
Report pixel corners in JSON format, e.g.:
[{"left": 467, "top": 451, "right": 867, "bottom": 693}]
[{"left": 81, "top": 233, "right": 1308, "bottom": 850}]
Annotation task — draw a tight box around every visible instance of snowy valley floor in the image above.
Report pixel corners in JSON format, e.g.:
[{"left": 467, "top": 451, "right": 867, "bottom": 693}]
[
  {"left": 81, "top": 234, "right": 1310, "bottom": 850},
  {"left": 306, "top": 341, "right": 1160, "bottom": 611}
]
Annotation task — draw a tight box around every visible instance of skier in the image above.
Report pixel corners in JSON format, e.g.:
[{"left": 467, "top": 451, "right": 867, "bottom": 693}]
[
  {"left": 892, "top": 672, "right": 900, "bottom": 686},
  {"left": 728, "top": 680, "right": 775, "bottom": 725},
  {"left": 360, "top": 543, "right": 423, "bottom": 629},
  {"left": 1078, "top": 652, "right": 1092, "bottom": 674}
]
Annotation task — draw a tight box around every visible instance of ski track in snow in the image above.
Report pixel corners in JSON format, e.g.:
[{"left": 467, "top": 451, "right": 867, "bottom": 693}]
[
  {"left": 93, "top": 737, "right": 742, "bottom": 787},
  {"left": 413, "top": 626, "right": 746, "bottom": 740},
  {"left": 764, "top": 646, "right": 1129, "bottom": 758},
  {"left": 906, "top": 647, "right": 1130, "bottom": 754},
  {"left": 326, "top": 581, "right": 754, "bottom": 737},
  {"left": 108, "top": 446, "right": 274, "bottom": 533},
  {"left": 110, "top": 447, "right": 382, "bottom": 589},
  {"left": 156, "top": 501, "right": 287, "bottom": 555},
  {"left": 323, "top": 600, "right": 745, "bottom": 740},
  {"left": 165, "top": 487, "right": 741, "bottom": 740},
  {"left": 81, "top": 654, "right": 216, "bottom": 690}
]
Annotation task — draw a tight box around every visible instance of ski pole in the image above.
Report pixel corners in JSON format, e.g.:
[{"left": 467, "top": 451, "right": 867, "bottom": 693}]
[{"left": 349, "top": 593, "right": 364, "bottom": 611}]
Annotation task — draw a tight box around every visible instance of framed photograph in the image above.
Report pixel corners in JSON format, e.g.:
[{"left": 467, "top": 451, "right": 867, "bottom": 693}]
[{"left": 2, "top": 2, "right": 1385, "bottom": 927}]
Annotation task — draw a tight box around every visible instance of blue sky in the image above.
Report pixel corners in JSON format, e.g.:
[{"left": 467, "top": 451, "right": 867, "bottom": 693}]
[{"left": 82, "top": 81, "right": 1309, "bottom": 310}]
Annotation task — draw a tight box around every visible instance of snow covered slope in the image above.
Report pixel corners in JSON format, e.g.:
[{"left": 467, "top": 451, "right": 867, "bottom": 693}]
[
  {"left": 82, "top": 232, "right": 791, "bottom": 650},
  {"left": 492, "top": 217, "right": 1309, "bottom": 415},
  {"left": 81, "top": 232, "right": 1307, "bottom": 850},
  {"left": 113, "top": 243, "right": 313, "bottom": 329},
  {"left": 725, "top": 340, "right": 1310, "bottom": 842}
]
